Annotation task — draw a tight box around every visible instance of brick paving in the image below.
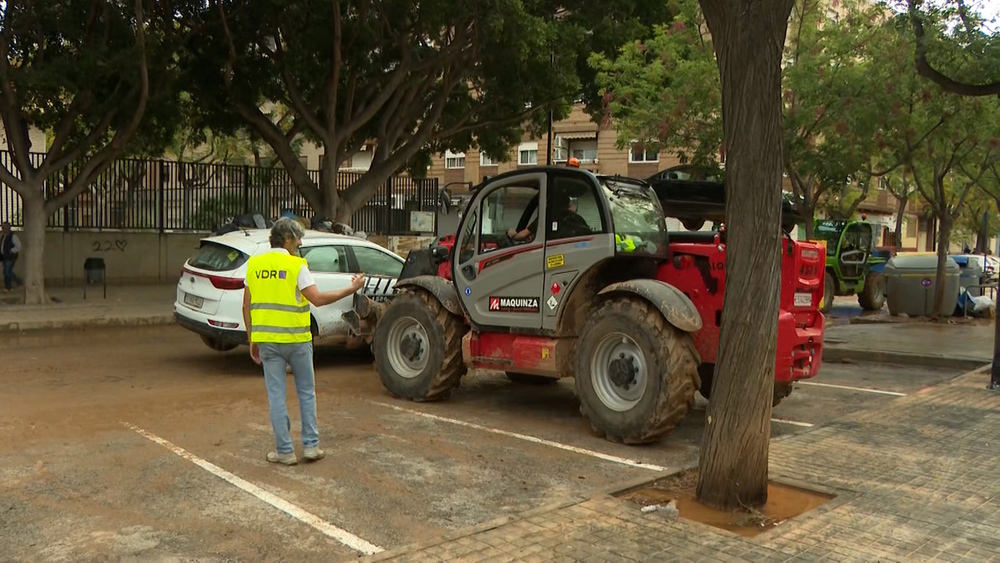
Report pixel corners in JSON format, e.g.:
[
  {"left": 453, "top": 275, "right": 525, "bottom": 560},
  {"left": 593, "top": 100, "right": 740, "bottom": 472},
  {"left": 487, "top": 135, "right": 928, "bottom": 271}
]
[{"left": 364, "top": 366, "right": 1000, "bottom": 562}]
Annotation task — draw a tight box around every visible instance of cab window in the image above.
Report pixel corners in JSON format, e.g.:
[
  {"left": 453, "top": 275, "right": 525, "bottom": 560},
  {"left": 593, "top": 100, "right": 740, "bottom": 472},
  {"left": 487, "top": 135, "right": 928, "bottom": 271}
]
[
  {"left": 479, "top": 182, "right": 540, "bottom": 253},
  {"left": 546, "top": 174, "right": 605, "bottom": 241},
  {"left": 458, "top": 209, "right": 478, "bottom": 263}
]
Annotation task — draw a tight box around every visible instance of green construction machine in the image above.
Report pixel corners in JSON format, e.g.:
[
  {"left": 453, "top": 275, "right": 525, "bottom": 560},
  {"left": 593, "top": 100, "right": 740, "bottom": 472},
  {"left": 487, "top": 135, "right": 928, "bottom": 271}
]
[{"left": 811, "top": 219, "right": 891, "bottom": 314}]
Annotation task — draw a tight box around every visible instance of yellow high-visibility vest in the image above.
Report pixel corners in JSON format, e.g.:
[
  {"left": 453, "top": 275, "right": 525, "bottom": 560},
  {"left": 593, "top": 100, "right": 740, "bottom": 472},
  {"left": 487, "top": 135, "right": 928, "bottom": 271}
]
[{"left": 245, "top": 251, "right": 312, "bottom": 344}]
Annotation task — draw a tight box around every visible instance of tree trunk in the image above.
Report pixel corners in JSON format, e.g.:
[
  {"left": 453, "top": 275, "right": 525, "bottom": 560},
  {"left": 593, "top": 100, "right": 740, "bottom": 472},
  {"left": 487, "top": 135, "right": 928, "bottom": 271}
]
[
  {"left": 695, "top": 0, "right": 794, "bottom": 511},
  {"left": 801, "top": 202, "right": 816, "bottom": 240},
  {"left": 893, "top": 196, "right": 908, "bottom": 251},
  {"left": 21, "top": 192, "right": 49, "bottom": 305},
  {"left": 932, "top": 213, "right": 953, "bottom": 319},
  {"left": 318, "top": 175, "right": 349, "bottom": 224}
]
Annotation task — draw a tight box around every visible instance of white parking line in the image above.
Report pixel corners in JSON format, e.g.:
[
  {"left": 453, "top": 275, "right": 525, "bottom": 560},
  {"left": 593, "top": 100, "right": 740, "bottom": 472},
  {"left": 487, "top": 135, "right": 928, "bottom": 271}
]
[
  {"left": 122, "top": 422, "right": 383, "bottom": 555},
  {"left": 795, "top": 381, "right": 907, "bottom": 397},
  {"left": 371, "top": 401, "right": 670, "bottom": 472}
]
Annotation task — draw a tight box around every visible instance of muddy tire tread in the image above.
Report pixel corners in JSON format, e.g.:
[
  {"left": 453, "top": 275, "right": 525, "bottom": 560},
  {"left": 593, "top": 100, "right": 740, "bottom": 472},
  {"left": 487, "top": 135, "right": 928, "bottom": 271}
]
[
  {"left": 373, "top": 288, "right": 467, "bottom": 402},
  {"left": 576, "top": 297, "right": 699, "bottom": 444}
]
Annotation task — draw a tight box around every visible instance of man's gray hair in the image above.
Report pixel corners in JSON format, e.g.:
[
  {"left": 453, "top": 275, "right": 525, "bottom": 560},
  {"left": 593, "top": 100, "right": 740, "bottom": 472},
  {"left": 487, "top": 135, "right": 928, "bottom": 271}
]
[{"left": 269, "top": 217, "right": 305, "bottom": 248}]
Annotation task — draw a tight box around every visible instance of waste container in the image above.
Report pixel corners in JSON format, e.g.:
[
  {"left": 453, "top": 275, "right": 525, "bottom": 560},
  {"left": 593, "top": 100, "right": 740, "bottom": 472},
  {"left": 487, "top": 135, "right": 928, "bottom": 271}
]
[
  {"left": 884, "top": 255, "right": 960, "bottom": 316},
  {"left": 951, "top": 256, "right": 985, "bottom": 297}
]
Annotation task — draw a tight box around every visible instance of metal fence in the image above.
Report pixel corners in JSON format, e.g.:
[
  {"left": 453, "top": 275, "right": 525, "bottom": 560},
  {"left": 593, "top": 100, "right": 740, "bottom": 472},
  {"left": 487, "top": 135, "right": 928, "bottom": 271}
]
[{"left": 0, "top": 152, "right": 440, "bottom": 235}]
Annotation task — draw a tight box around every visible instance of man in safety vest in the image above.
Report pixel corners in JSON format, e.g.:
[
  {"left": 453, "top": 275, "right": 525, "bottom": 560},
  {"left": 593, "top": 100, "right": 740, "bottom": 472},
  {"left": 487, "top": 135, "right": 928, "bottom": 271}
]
[{"left": 242, "top": 217, "right": 365, "bottom": 466}]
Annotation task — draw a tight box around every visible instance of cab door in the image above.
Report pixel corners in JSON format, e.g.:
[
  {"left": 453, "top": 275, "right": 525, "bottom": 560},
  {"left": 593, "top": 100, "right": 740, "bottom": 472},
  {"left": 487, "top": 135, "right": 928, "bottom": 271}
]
[{"left": 452, "top": 172, "right": 547, "bottom": 330}]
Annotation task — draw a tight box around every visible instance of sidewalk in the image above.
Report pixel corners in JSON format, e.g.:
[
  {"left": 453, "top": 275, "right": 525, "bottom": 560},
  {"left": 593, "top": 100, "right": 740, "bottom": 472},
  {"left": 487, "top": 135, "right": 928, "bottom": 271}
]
[
  {"left": 824, "top": 320, "right": 995, "bottom": 370},
  {"left": 363, "top": 364, "right": 999, "bottom": 562},
  {"left": 0, "top": 284, "right": 176, "bottom": 332}
]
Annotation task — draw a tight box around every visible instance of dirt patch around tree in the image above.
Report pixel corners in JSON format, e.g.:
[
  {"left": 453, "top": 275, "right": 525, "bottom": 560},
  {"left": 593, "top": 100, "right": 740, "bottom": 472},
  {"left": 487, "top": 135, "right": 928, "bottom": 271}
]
[{"left": 615, "top": 468, "right": 833, "bottom": 537}]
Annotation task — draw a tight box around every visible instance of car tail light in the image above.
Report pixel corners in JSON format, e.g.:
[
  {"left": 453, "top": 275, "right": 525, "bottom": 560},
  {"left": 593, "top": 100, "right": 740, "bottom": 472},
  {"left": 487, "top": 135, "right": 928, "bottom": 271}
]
[
  {"left": 183, "top": 266, "right": 244, "bottom": 290},
  {"left": 209, "top": 276, "right": 245, "bottom": 290}
]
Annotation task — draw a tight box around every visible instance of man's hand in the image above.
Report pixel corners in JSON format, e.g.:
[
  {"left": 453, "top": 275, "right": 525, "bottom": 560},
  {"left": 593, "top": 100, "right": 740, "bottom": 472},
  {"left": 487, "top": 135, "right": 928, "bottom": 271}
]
[
  {"left": 351, "top": 273, "right": 366, "bottom": 292},
  {"left": 250, "top": 342, "right": 261, "bottom": 365},
  {"left": 507, "top": 227, "right": 517, "bottom": 238}
]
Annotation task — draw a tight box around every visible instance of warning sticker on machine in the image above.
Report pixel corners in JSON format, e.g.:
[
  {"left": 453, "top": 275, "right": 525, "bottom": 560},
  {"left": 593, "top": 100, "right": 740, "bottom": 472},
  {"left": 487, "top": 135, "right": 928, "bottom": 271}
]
[{"left": 489, "top": 296, "right": 540, "bottom": 313}]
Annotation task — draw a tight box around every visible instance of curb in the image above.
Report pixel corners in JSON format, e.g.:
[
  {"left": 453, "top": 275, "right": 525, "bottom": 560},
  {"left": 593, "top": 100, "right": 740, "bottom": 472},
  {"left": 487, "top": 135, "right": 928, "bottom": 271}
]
[
  {"left": 823, "top": 345, "right": 988, "bottom": 372},
  {"left": 0, "top": 314, "right": 175, "bottom": 333}
]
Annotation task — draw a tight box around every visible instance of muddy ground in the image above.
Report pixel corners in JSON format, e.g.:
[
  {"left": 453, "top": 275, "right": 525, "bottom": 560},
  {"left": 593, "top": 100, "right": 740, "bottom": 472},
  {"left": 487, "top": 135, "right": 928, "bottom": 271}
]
[{"left": 0, "top": 325, "right": 962, "bottom": 561}]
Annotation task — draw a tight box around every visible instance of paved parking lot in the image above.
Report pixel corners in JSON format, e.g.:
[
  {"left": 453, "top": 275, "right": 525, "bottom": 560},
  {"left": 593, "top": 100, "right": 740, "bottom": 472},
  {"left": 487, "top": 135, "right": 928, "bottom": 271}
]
[{"left": 0, "top": 325, "right": 965, "bottom": 560}]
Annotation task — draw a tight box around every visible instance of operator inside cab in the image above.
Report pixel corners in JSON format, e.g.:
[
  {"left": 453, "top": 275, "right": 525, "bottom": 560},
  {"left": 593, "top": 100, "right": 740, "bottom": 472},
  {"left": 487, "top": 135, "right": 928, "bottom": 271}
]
[{"left": 506, "top": 157, "right": 587, "bottom": 243}]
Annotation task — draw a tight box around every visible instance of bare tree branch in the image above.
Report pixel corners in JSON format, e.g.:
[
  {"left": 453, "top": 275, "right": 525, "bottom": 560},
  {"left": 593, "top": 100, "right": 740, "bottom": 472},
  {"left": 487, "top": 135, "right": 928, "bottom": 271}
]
[{"left": 907, "top": 0, "right": 1000, "bottom": 97}]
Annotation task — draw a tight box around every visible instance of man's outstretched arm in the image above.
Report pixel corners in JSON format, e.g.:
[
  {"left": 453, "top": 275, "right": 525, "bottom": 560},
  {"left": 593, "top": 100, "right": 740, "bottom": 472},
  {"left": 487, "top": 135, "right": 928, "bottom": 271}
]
[{"left": 301, "top": 273, "right": 366, "bottom": 307}]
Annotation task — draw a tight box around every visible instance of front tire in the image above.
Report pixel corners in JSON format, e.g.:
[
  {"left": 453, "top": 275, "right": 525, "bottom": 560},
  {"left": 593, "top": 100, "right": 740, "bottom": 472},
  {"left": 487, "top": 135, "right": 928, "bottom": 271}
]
[
  {"left": 575, "top": 297, "right": 699, "bottom": 444},
  {"left": 858, "top": 272, "right": 886, "bottom": 311},
  {"left": 373, "top": 289, "right": 467, "bottom": 402},
  {"left": 822, "top": 271, "right": 835, "bottom": 314}
]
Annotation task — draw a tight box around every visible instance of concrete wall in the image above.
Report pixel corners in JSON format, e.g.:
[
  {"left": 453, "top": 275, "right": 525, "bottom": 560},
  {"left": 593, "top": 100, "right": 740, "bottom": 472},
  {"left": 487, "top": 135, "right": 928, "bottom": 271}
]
[{"left": 11, "top": 230, "right": 207, "bottom": 286}]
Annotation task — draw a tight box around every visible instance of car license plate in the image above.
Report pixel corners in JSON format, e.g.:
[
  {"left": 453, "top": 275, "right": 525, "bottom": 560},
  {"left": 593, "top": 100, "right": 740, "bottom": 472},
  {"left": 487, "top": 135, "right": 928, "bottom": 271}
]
[
  {"left": 794, "top": 292, "right": 812, "bottom": 307},
  {"left": 184, "top": 293, "right": 204, "bottom": 309}
]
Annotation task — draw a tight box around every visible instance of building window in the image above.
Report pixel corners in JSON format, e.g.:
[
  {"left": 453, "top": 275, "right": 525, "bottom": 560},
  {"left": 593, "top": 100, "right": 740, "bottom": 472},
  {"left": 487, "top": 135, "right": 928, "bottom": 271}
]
[
  {"left": 569, "top": 139, "right": 598, "bottom": 163},
  {"left": 480, "top": 152, "right": 498, "bottom": 167},
  {"left": 905, "top": 217, "right": 916, "bottom": 238},
  {"left": 552, "top": 137, "right": 568, "bottom": 162},
  {"left": 445, "top": 150, "right": 466, "bottom": 169},
  {"left": 519, "top": 142, "right": 538, "bottom": 166},
  {"left": 629, "top": 143, "right": 659, "bottom": 163}
]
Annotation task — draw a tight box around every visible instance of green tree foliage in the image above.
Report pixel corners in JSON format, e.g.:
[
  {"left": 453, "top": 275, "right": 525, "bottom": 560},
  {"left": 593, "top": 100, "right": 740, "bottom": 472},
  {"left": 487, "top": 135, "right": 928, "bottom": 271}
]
[
  {"left": 871, "top": 8, "right": 1000, "bottom": 315},
  {"left": 591, "top": 0, "right": 901, "bottom": 236},
  {"left": 0, "top": 0, "right": 201, "bottom": 304},
  {"left": 181, "top": 0, "right": 665, "bottom": 223},
  {"left": 903, "top": 0, "right": 1000, "bottom": 96}
]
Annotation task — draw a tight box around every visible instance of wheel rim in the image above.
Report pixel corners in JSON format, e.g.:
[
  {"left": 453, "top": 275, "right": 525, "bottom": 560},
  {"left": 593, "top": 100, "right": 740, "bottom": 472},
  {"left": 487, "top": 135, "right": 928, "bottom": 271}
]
[
  {"left": 386, "top": 316, "right": 429, "bottom": 378},
  {"left": 590, "top": 332, "right": 648, "bottom": 412}
]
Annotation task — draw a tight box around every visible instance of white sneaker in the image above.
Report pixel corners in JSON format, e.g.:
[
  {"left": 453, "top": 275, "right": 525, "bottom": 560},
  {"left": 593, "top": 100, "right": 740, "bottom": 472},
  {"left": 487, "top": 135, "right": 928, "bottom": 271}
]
[
  {"left": 267, "top": 451, "right": 298, "bottom": 465},
  {"left": 303, "top": 447, "right": 325, "bottom": 461}
]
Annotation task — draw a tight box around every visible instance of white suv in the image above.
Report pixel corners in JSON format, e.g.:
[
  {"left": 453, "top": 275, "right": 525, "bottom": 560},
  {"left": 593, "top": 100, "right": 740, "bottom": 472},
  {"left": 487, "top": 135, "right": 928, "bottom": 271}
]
[{"left": 174, "top": 229, "right": 404, "bottom": 352}]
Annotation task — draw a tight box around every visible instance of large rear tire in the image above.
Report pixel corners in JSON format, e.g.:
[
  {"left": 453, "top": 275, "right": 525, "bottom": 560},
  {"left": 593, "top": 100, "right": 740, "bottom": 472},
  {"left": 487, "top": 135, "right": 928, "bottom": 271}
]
[
  {"left": 772, "top": 382, "right": 793, "bottom": 407},
  {"left": 506, "top": 372, "right": 558, "bottom": 385},
  {"left": 697, "top": 365, "right": 792, "bottom": 407},
  {"left": 574, "top": 297, "right": 699, "bottom": 444},
  {"left": 373, "top": 289, "right": 467, "bottom": 402},
  {"left": 858, "top": 272, "right": 886, "bottom": 311},
  {"left": 822, "top": 271, "right": 836, "bottom": 314}
]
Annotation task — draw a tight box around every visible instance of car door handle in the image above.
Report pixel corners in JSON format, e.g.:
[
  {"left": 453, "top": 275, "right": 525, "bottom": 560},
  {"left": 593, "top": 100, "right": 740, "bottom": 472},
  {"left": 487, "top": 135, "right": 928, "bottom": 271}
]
[{"left": 462, "top": 264, "right": 477, "bottom": 280}]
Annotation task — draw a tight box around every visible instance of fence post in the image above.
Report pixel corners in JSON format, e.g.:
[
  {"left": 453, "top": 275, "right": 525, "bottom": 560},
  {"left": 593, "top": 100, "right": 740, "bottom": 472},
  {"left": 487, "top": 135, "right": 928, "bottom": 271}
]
[
  {"left": 62, "top": 168, "right": 70, "bottom": 233},
  {"left": 384, "top": 177, "right": 393, "bottom": 235},
  {"left": 158, "top": 160, "right": 166, "bottom": 234},
  {"left": 243, "top": 165, "right": 251, "bottom": 214}
]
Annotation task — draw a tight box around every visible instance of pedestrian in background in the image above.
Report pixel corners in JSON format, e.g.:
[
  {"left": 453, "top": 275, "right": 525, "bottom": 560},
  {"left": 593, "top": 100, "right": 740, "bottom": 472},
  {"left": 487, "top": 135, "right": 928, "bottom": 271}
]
[
  {"left": 242, "top": 217, "right": 365, "bottom": 466},
  {"left": 1, "top": 221, "right": 22, "bottom": 293}
]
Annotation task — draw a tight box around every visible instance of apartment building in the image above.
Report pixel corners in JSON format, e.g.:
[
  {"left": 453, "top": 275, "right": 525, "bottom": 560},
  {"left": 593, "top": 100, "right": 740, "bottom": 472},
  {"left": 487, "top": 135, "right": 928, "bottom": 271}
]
[{"left": 424, "top": 104, "right": 687, "bottom": 190}]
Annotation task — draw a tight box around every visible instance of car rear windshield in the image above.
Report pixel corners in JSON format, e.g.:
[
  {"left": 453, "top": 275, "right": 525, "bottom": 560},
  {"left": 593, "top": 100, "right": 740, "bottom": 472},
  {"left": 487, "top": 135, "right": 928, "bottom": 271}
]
[{"left": 188, "top": 242, "right": 249, "bottom": 272}]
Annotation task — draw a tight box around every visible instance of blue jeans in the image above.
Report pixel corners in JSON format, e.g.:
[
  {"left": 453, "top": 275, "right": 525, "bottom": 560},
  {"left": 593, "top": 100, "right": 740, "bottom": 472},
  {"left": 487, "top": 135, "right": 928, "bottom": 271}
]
[
  {"left": 2, "top": 258, "right": 16, "bottom": 290},
  {"left": 258, "top": 341, "right": 319, "bottom": 454}
]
